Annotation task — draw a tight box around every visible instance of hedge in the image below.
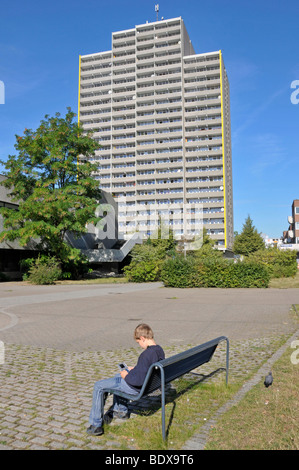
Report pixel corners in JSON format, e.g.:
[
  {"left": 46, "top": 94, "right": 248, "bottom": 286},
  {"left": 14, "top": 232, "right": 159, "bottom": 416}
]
[
  {"left": 161, "top": 257, "right": 270, "bottom": 288},
  {"left": 247, "top": 248, "right": 297, "bottom": 278}
]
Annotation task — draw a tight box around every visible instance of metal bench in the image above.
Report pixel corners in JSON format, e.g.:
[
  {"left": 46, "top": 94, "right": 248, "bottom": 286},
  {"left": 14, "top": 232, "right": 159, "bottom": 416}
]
[{"left": 103, "top": 335, "right": 229, "bottom": 441}]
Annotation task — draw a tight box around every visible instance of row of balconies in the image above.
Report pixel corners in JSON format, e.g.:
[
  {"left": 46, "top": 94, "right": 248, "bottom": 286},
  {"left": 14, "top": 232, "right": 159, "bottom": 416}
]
[
  {"left": 100, "top": 169, "right": 223, "bottom": 185},
  {"left": 118, "top": 212, "right": 225, "bottom": 224},
  {"left": 116, "top": 198, "right": 224, "bottom": 210},
  {"left": 81, "top": 91, "right": 201, "bottom": 111},
  {"left": 184, "top": 59, "right": 220, "bottom": 71},
  {"left": 97, "top": 157, "right": 223, "bottom": 174},
  {"left": 112, "top": 25, "right": 180, "bottom": 45},
  {"left": 81, "top": 101, "right": 222, "bottom": 119},
  {"left": 184, "top": 80, "right": 220, "bottom": 92},
  {"left": 94, "top": 145, "right": 223, "bottom": 159},
  {"left": 107, "top": 178, "right": 224, "bottom": 191},
  {"left": 81, "top": 86, "right": 219, "bottom": 106},
  {"left": 81, "top": 116, "right": 222, "bottom": 135},
  {"left": 135, "top": 29, "right": 181, "bottom": 43},
  {"left": 112, "top": 35, "right": 181, "bottom": 64},
  {"left": 90, "top": 133, "right": 224, "bottom": 150},
  {"left": 111, "top": 188, "right": 224, "bottom": 202},
  {"left": 80, "top": 47, "right": 218, "bottom": 74},
  {"left": 81, "top": 53, "right": 112, "bottom": 64},
  {"left": 135, "top": 22, "right": 181, "bottom": 36}
]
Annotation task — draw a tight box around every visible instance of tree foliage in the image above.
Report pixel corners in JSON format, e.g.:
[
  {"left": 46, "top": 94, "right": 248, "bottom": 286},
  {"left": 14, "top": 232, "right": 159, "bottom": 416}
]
[
  {"left": 123, "top": 222, "right": 176, "bottom": 282},
  {"left": 247, "top": 247, "right": 297, "bottom": 278},
  {"left": 0, "top": 108, "right": 101, "bottom": 269},
  {"left": 192, "top": 227, "right": 223, "bottom": 260},
  {"left": 233, "top": 215, "right": 265, "bottom": 256}
]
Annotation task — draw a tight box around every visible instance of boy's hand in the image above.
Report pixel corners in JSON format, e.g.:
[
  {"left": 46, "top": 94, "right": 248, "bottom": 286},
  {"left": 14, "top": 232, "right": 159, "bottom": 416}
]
[{"left": 120, "top": 369, "right": 128, "bottom": 379}]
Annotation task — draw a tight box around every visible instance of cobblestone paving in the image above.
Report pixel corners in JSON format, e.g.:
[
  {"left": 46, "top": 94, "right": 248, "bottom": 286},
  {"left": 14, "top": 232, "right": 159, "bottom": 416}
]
[{"left": 0, "top": 327, "right": 298, "bottom": 450}]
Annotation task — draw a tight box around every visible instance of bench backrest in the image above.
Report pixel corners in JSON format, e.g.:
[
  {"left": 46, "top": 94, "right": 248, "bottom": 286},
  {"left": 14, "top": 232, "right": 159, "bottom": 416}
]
[{"left": 142, "top": 336, "right": 226, "bottom": 396}]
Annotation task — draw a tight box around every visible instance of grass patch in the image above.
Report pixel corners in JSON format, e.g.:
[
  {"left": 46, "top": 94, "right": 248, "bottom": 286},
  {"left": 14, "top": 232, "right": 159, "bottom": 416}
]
[
  {"left": 205, "top": 344, "right": 299, "bottom": 450},
  {"left": 103, "top": 374, "right": 240, "bottom": 450},
  {"left": 55, "top": 276, "right": 129, "bottom": 285},
  {"left": 269, "top": 270, "right": 299, "bottom": 288}
]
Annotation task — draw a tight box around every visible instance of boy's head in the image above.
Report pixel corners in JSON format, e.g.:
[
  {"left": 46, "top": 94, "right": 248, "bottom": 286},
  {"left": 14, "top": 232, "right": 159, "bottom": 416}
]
[
  {"left": 134, "top": 324, "right": 155, "bottom": 349},
  {"left": 134, "top": 323, "right": 154, "bottom": 341}
]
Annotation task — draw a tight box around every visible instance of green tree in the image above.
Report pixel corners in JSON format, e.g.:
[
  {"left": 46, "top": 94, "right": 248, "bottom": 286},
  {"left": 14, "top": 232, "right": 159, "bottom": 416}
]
[
  {"left": 0, "top": 108, "right": 101, "bottom": 273},
  {"left": 148, "top": 217, "right": 176, "bottom": 255},
  {"left": 195, "top": 227, "right": 223, "bottom": 259},
  {"left": 233, "top": 215, "right": 265, "bottom": 256},
  {"left": 123, "top": 221, "right": 176, "bottom": 282}
]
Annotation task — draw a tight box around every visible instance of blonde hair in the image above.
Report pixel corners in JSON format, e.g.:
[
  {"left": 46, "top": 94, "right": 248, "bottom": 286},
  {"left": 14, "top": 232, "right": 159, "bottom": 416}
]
[{"left": 134, "top": 323, "right": 154, "bottom": 340}]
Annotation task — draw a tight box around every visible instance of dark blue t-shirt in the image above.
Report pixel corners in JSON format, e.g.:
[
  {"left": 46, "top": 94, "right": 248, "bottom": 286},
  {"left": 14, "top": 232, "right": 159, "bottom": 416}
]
[{"left": 125, "top": 345, "right": 165, "bottom": 390}]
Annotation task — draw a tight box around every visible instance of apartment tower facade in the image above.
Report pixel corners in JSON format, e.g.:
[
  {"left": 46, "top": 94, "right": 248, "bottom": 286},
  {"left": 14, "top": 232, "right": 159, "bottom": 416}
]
[{"left": 78, "top": 17, "right": 233, "bottom": 249}]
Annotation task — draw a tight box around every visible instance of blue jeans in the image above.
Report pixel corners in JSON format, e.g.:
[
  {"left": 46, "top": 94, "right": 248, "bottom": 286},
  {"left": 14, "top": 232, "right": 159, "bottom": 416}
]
[{"left": 89, "top": 374, "right": 139, "bottom": 427}]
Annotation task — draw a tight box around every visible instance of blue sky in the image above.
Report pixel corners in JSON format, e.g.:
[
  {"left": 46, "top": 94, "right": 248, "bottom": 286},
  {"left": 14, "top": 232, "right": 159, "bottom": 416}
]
[{"left": 0, "top": 0, "right": 298, "bottom": 238}]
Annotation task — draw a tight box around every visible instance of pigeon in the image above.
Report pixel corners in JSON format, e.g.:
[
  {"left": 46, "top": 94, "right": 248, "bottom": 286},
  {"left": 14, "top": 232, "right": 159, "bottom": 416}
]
[{"left": 264, "top": 371, "right": 273, "bottom": 388}]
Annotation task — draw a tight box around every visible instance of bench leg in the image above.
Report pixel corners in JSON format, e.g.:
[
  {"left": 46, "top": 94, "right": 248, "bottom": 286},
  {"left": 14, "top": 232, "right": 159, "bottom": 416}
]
[
  {"left": 160, "top": 368, "right": 166, "bottom": 441},
  {"left": 225, "top": 338, "right": 229, "bottom": 385},
  {"left": 161, "top": 389, "right": 165, "bottom": 441}
]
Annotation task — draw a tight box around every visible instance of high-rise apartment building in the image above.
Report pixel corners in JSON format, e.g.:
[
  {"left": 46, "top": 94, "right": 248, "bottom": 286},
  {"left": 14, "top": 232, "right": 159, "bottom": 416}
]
[{"left": 78, "top": 17, "right": 233, "bottom": 249}]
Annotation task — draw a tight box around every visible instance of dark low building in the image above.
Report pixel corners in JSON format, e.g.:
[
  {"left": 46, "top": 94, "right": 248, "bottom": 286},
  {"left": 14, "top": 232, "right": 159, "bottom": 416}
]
[
  {"left": 0, "top": 175, "right": 40, "bottom": 279},
  {"left": 0, "top": 175, "right": 141, "bottom": 279}
]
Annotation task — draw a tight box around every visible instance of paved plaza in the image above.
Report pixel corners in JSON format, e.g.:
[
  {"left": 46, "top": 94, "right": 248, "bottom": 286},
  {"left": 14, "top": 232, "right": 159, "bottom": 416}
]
[{"left": 0, "top": 281, "right": 298, "bottom": 450}]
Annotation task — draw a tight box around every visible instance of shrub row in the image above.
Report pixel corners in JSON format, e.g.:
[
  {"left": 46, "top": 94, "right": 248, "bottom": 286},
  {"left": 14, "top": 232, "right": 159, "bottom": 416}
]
[
  {"left": 161, "top": 257, "right": 270, "bottom": 288},
  {"left": 247, "top": 248, "right": 297, "bottom": 278}
]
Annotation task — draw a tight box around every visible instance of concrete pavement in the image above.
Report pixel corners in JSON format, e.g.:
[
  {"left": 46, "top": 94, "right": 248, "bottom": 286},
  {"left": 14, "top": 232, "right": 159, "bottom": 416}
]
[
  {"left": 0, "top": 282, "right": 299, "bottom": 350},
  {"left": 0, "top": 281, "right": 298, "bottom": 450}
]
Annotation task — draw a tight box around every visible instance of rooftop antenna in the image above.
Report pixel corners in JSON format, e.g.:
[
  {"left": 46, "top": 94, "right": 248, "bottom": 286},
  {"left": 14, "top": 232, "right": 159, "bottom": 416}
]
[{"left": 155, "top": 4, "right": 159, "bottom": 21}]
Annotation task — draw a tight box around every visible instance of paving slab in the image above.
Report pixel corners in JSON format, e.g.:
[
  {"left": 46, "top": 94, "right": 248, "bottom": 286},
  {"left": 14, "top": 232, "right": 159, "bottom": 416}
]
[{"left": 0, "top": 281, "right": 299, "bottom": 450}]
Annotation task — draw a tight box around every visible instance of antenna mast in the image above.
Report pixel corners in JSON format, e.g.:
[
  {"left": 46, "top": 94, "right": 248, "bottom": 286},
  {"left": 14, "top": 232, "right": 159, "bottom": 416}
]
[{"left": 155, "top": 4, "right": 159, "bottom": 21}]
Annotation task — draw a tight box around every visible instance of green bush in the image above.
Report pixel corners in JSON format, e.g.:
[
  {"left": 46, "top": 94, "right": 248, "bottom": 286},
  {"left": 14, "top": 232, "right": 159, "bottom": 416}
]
[
  {"left": 247, "top": 248, "right": 297, "bottom": 278},
  {"left": 27, "top": 256, "right": 62, "bottom": 285},
  {"left": 160, "top": 257, "right": 270, "bottom": 288},
  {"left": 225, "top": 261, "right": 270, "bottom": 288},
  {"left": 124, "top": 260, "right": 161, "bottom": 282},
  {"left": 161, "top": 256, "right": 201, "bottom": 287},
  {"left": 123, "top": 243, "right": 170, "bottom": 282}
]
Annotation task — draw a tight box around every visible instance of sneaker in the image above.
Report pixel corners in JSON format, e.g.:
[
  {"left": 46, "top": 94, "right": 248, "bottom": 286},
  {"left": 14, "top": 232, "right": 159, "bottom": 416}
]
[{"left": 86, "top": 425, "right": 104, "bottom": 436}]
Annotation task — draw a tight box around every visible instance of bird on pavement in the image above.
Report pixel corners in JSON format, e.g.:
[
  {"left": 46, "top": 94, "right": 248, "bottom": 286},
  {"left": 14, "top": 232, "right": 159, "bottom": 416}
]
[{"left": 264, "top": 371, "right": 273, "bottom": 388}]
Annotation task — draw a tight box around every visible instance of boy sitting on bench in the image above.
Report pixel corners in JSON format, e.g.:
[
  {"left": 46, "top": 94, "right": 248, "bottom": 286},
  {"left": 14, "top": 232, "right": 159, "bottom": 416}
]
[{"left": 87, "top": 323, "right": 165, "bottom": 436}]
